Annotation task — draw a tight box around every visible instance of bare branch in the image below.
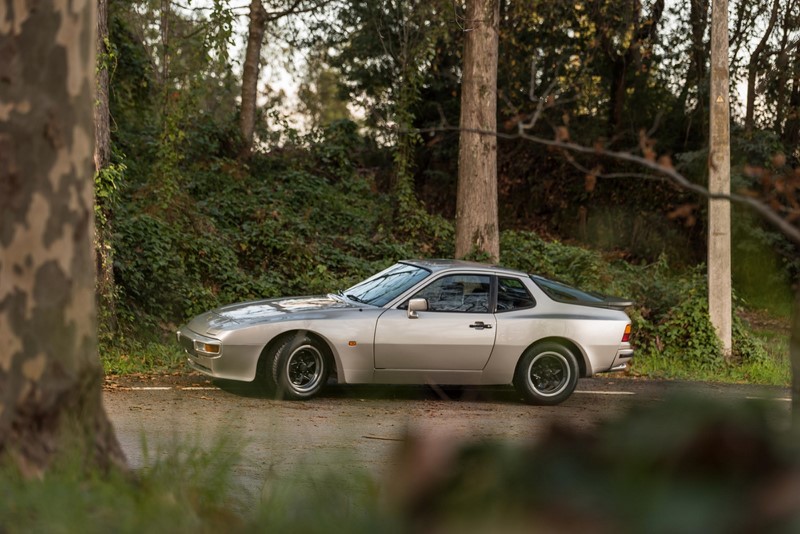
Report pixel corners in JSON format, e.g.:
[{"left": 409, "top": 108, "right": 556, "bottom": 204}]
[{"left": 408, "top": 123, "right": 800, "bottom": 246}]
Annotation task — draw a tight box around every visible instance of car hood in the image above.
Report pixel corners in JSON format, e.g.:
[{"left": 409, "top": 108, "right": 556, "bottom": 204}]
[{"left": 203, "top": 295, "right": 360, "bottom": 331}]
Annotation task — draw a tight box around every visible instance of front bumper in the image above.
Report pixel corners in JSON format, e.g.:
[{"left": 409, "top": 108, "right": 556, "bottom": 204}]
[{"left": 177, "top": 327, "right": 261, "bottom": 382}]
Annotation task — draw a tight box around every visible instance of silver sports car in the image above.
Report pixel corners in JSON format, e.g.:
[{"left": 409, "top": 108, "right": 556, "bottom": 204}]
[{"left": 177, "top": 260, "right": 633, "bottom": 405}]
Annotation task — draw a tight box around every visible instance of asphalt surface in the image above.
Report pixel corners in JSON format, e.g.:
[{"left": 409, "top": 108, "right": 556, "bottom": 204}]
[{"left": 102, "top": 373, "right": 791, "bottom": 504}]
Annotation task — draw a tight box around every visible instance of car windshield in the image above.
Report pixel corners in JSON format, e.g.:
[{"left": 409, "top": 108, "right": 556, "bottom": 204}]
[
  {"left": 343, "top": 263, "right": 431, "bottom": 307},
  {"left": 531, "top": 275, "right": 605, "bottom": 304}
]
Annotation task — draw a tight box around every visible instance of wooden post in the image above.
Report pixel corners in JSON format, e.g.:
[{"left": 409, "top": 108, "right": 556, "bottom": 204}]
[{"left": 709, "top": 0, "right": 732, "bottom": 357}]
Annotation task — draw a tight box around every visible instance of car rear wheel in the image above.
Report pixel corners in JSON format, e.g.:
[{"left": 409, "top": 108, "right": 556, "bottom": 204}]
[
  {"left": 271, "top": 333, "right": 329, "bottom": 400},
  {"left": 514, "top": 342, "right": 579, "bottom": 405}
]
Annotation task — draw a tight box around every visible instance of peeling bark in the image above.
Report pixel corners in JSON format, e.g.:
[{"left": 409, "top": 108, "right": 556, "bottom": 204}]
[{"left": 0, "top": 0, "right": 126, "bottom": 475}]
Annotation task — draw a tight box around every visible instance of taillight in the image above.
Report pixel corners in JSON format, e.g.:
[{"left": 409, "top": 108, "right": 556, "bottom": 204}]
[{"left": 622, "top": 324, "right": 631, "bottom": 343}]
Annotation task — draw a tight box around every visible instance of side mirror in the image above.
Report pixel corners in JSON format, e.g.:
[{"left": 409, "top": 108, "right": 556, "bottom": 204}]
[{"left": 407, "top": 298, "right": 428, "bottom": 319}]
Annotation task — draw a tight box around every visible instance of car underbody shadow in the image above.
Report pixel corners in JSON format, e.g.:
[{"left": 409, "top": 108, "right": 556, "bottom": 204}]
[{"left": 212, "top": 377, "right": 524, "bottom": 403}]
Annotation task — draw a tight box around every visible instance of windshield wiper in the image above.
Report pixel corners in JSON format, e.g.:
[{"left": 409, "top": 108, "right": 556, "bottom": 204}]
[{"left": 345, "top": 293, "right": 368, "bottom": 304}]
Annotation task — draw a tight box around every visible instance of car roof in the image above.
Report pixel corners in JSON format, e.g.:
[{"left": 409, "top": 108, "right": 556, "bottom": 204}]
[{"left": 400, "top": 259, "right": 529, "bottom": 277}]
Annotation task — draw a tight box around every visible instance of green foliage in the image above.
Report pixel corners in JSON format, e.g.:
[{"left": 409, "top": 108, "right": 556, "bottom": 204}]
[
  {"left": 643, "top": 282, "right": 723, "bottom": 370},
  {"left": 94, "top": 157, "right": 125, "bottom": 227},
  {"left": 500, "top": 230, "right": 611, "bottom": 289},
  {"left": 500, "top": 232, "right": 786, "bottom": 385},
  {"left": 109, "top": 115, "right": 456, "bottom": 343},
  {"left": 101, "top": 338, "right": 185, "bottom": 375},
  {"left": 0, "top": 436, "right": 393, "bottom": 533},
  {"left": 0, "top": 436, "right": 242, "bottom": 533}
]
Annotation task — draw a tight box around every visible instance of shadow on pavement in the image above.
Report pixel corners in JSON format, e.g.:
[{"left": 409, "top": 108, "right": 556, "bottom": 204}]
[{"left": 212, "top": 378, "right": 524, "bottom": 404}]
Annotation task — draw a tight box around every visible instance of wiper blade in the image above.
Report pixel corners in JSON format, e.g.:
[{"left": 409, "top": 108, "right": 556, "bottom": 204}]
[{"left": 345, "top": 294, "right": 367, "bottom": 304}]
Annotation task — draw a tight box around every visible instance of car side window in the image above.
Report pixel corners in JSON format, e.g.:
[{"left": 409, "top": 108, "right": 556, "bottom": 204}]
[
  {"left": 497, "top": 277, "right": 536, "bottom": 311},
  {"left": 412, "top": 274, "right": 491, "bottom": 313}
]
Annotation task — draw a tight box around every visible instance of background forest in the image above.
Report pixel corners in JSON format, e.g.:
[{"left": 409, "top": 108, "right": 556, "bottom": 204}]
[{"left": 99, "top": 0, "right": 800, "bottom": 384}]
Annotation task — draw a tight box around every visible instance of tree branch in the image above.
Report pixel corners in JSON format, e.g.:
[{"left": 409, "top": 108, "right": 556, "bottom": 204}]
[{"left": 409, "top": 123, "right": 800, "bottom": 246}]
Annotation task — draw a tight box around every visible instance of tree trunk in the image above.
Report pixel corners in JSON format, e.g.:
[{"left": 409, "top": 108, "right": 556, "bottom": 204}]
[
  {"left": 608, "top": 58, "right": 628, "bottom": 136},
  {"left": 779, "top": 5, "right": 800, "bottom": 145},
  {"left": 240, "top": 0, "right": 267, "bottom": 159},
  {"left": 95, "top": 0, "right": 116, "bottom": 326},
  {"left": 0, "top": 0, "right": 126, "bottom": 476},
  {"left": 792, "top": 285, "right": 800, "bottom": 429},
  {"left": 95, "top": 0, "right": 111, "bottom": 174},
  {"left": 744, "top": 0, "right": 780, "bottom": 132},
  {"left": 455, "top": 0, "right": 500, "bottom": 263},
  {"left": 687, "top": 0, "right": 709, "bottom": 141},
  {"left": 603, "top": 0, "right": 664, "bottom": 138},
  {"left": 784, "top": 44, "right": 800, "bottom": 147}
]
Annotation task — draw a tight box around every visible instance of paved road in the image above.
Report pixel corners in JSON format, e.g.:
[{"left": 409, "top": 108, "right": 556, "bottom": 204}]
[{"left": 103, "top": 374, "right": 791, "bottom": 503}]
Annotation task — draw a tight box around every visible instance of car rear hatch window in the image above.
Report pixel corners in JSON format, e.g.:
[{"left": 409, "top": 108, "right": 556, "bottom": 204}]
[{"left": 530, "top": 275, "right": 632, "bottom": 310}]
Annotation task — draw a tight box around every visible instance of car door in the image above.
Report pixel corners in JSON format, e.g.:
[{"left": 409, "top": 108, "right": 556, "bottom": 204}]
[{"left": 374, "top": 273, "right": 496, "bottom": 370}]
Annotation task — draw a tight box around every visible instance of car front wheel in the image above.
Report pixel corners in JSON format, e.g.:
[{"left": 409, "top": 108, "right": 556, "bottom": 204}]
[
  {"left": 514, "top": 342, "right": 579, "bottom": 405},
  {"left": 271, "top": 334, "right": 329, "bottom": 400}
]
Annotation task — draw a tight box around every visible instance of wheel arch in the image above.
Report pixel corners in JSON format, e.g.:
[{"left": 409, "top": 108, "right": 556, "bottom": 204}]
[
  {"left": 257, "top": 329, "right": 340, "bottom": 383},
  {"left": 517, "top": 337, "right": 589, "bottom": 378}
]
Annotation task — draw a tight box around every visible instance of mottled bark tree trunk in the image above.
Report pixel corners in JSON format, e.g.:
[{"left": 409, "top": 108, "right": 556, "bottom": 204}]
[
  {"left": 0, "top": 0, "right": 126, "bottom": 476},
  {"left": 94, "top": 0, "right": 115, "bottom": 325},
  {"left": 239, "top": 0, "right": 266, "bottom": 159},
  {"left": 455, "top": 0, "right": 499, "bottom": 263}
]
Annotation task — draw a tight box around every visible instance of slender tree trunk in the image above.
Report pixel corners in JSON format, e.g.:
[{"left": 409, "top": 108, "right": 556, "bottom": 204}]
[
  {"left": 0, "top": 0, "right": 126, "bottom": 476},
  {"left": 160, "top": 0, "right": 171, "bottom": 107},
  {"left": 792, "top": 285, "right": 800, "bottom": 429},
  {"left": 608, "top": 59, "right": 628, "bottom": 136},
  {"left": 95, "top": 0, "right": 116, "bottom": 326},
  {"left": 240, "top": 0, "right": 267, "bottom": 159},
  {"left": 455, "top": 0, "right": 500, "bottom": 263},
  {"left": 784, "top": 44, "right": 800, "bottom": 147},
  {"left": 688, "top": 0, "right": 710, "bottom": 139},
  {"left": 779, "top": 3, "right": 800, "bottom": 143},
  {"left": 95, "top": 0, "right": 111, "bottom": 173},
  {"left": 744, "top": 0, "right": 780, "bottom": 132}
]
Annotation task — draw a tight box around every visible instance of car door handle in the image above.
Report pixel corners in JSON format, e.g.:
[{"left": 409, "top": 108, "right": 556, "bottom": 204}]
[{"left": 469, "top": 322, "right": 492, "bottom": 329}]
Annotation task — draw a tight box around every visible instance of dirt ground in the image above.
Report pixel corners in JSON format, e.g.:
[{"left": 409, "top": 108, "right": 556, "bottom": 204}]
[{"left": 102, "top": 373, "right": 791, "bottom": 504}]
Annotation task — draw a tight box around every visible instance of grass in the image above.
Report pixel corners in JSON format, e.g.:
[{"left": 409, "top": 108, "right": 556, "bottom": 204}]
[
  {"left": 632, "top": 310, "right": 791, "bottom": 387},
  {"left": 631, "top": 353, "right": 790, "bottom": 385},
  {"left": 100, "top": 338, "right": 186, "bottom": 376},
  {"left": 0, "top": 434, "right": 395, "bottom": 534}
]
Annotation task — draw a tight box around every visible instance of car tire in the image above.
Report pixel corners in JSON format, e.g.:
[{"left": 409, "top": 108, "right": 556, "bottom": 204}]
[
  {"left": 271, "top": 333, "right": 329, "bottom": 400},
  {"left": 255, "top": 349, "right": 277, "bottom": 394},
  {"left": 514, "top": 342, "right": 579, "bottom": 405}
]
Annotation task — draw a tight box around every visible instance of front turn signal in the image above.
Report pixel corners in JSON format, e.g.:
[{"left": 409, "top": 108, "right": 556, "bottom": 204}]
[{"left": 194, "top": 341, "right": 221, "bottom": 355}]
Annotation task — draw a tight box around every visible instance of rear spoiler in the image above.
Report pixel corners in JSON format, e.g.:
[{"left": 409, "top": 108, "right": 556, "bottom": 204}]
[{"left": 586, "top": 292, "right": 634, "bottom": 310}]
